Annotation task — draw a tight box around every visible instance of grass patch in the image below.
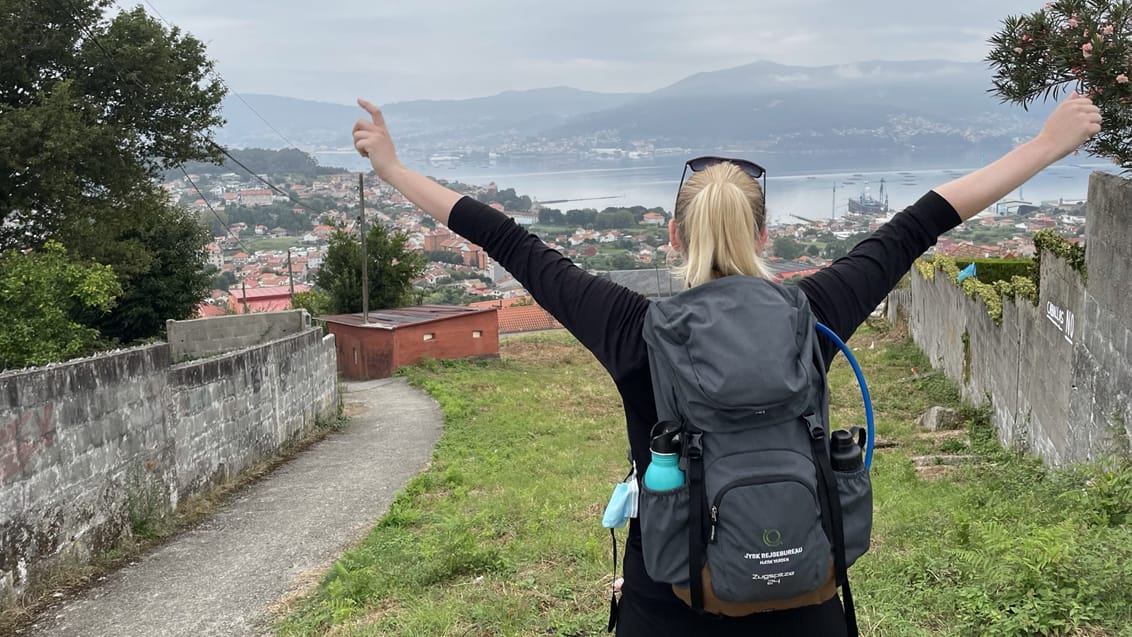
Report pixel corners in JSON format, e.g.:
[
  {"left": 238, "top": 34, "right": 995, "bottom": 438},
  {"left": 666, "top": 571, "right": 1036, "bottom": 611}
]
[
  {"left": 240, "top": 236, "right": 304, "bottom": 253},
  {"left": 279, "top": 328, "right": 1132, "bottom": 637}
]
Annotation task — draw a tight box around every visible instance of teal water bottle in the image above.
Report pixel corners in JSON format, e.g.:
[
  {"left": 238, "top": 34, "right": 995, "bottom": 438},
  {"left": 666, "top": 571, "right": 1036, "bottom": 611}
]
[{"left": 643, "top": 422, "right": 685, "bottom": 491}]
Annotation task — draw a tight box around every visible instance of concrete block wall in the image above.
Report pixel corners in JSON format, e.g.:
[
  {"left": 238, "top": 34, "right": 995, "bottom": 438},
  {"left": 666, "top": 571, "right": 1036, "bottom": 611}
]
[
  {"left": 0, "top": 323, "right": 337, "bottom": 605},
  {"left": 169, "top": 329, "right": 338, "bottom": 497},
  {"left": 891, "top": 172, "right": 1132, "bottom": 466},
  {"left": 166, "top": 310, "right": 311, "bottom": 363}
]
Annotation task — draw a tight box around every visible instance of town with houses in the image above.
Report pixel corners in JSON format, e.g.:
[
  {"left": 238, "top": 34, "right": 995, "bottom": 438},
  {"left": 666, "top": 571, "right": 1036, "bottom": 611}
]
[{"left": 167, "top": 166, "right": 1089, "bottom": 329}]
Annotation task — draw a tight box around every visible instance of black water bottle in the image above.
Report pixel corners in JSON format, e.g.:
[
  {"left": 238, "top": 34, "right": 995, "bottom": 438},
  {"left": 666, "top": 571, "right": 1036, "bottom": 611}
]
[{"left": 830, "top": 428, "right": 864, "bottom": 472}]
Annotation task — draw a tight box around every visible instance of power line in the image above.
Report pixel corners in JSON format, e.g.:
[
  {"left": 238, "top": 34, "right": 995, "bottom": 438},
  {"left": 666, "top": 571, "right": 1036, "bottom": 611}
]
[
  {"left": 181, "top": 166, "right": 251, "bottom": 256},
  {"left": 66, "top": 1, "right": 328, "bottom": 217},
  {"left": 137, "top": 0, "right": 305, "bottom": 151}
]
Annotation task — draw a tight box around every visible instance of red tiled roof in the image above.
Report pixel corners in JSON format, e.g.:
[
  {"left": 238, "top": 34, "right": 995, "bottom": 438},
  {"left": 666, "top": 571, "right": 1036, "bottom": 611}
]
[
  {"left": 230, "top": 284, "right": 310, "bottom": 301},
  {"left": 195, "top": 303, "right": 228, "bottom": 318},
  {"left": 497, "top": 305, "right": 562, "bottom": 334}
]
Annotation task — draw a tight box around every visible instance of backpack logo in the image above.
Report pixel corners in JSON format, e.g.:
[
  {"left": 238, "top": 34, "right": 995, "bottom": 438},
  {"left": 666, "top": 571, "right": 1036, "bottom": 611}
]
[{"left": 762, "top": 528, "right": 783, "bottom": 547}]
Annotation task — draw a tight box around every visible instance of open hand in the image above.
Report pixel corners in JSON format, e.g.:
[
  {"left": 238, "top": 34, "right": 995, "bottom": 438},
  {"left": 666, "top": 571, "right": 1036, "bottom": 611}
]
[
  {"left": 1037, "top": 93, "right": 1102, "bottom": 159},
  {"left": 353, "top": 99, "right": 403, "bottom": 181}
]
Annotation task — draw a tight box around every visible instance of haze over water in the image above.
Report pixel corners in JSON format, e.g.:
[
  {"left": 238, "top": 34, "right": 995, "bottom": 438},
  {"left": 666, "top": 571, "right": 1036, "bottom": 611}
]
[{"left": 315, "top": 152, "right": 1118, "bottom": 223}]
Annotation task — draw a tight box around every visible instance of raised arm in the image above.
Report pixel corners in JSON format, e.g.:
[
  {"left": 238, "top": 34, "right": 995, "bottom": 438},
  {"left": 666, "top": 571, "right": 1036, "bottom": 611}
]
[
  {"left": 935, "top": 93, "right": 1101, "bottom": 220},
  {"left": 353, "top": 99, "right": 462, "bottom": 224},
  {"left": 800, "top": 92, "right": 1101, "bottom": 355},
  {"left": 352, "top": 99, "right": 650, "bottom": 376}
]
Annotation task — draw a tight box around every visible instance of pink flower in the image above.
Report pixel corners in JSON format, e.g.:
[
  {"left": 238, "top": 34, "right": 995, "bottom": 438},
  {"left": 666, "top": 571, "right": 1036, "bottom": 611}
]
[
  {"left": 1104, "top": 24, "right": 1115, "bottom": 36},
  {"left": 1118, "top": 73, "right": 1130, "bottom": 84},
  {"left": 1014, "top": 47, "right": 1024, "bottom": 54},
  {"left": 1068, "top": 17, "right": 1079, "bottom": 28},
  {"left": 1022, "top": 34, "right": 1032, "bottom": 42},
  {"left": 1083, "top": 42, "right": 1094, "bottom": 58}
]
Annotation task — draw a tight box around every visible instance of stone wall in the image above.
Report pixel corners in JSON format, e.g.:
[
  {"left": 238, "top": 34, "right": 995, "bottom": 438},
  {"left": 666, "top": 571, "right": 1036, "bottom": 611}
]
[
  {"left": 0, "top": 316, "right": 337, "bottom": 605},
  {"left": 890, "top": 172, "right": 1132, "bottom": 466}
]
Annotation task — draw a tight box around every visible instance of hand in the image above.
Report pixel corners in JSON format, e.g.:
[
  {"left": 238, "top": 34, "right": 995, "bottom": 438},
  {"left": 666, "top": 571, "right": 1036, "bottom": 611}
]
[
  {"left": 1035, "top": 93, "right": 1102, "bottom": 159},
  {"left": 353, "top": 99, "right": 403, "bottom": 181}
]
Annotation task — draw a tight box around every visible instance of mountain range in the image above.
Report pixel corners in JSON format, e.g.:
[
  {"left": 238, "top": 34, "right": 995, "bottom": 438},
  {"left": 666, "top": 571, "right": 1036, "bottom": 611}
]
[{"left": 214, "top": 59, "right": 1054, "bottom": 162}]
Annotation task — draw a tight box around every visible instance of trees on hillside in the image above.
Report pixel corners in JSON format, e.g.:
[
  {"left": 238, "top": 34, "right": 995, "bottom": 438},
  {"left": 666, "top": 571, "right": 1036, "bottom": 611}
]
[
  {"left": 177, "top": 148, "right": 346, "bottom": 178},
  {"left": 0, "top": 0, "right": 225, "bottom": 353}
]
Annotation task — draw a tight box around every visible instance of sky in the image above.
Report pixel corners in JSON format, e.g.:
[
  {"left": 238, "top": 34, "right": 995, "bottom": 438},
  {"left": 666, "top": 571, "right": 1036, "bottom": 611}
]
[{"left": 138, "top": 0, "right": 1047, "bottom": 105}]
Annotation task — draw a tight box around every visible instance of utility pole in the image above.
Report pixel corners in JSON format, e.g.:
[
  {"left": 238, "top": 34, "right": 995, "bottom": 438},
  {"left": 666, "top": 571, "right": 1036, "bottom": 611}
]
[
  {"left": 286, "top": 247, "right": 295, "bottom": 299},
  {"left": 832, "top": 183, "right": 837, "bottom": 220},
  {"left": 359, "top": 173, "right": 369, "bottom": 324},
  {"left": 241, "top": 279, "right": 248, "bottom": 314}
]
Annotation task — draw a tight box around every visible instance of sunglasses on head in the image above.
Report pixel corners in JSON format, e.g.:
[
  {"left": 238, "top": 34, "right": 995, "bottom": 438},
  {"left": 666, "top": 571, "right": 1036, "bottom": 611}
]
[{"left": 676, "top": 156, "right": 768, "bottom": 212}]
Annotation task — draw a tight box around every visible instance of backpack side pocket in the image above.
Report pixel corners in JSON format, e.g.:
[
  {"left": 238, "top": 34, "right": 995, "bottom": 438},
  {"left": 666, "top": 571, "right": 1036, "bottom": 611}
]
[
  {"left": 835, "top": 466, "right": 872, "bottom": 566},
  {"left": 639, "top": 483, "right": 691, "bottom": 587}
]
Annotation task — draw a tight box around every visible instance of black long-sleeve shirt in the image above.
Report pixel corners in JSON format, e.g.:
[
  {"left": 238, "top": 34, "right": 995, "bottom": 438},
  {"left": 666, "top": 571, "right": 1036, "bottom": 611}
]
[{"left": 448, "top": 191, "right": 960, "bottom": 603}]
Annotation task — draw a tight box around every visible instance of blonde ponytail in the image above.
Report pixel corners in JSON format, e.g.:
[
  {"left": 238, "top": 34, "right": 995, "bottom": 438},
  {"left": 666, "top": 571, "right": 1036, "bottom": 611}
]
[{"left": 673, "top": 162, "right": 769, "bottom": 288}]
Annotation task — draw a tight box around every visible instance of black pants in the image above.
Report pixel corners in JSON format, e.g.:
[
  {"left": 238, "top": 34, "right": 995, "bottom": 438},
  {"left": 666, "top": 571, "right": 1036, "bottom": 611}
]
[{"left": 614, "top": 590, "right": 848, "bottom": 637}]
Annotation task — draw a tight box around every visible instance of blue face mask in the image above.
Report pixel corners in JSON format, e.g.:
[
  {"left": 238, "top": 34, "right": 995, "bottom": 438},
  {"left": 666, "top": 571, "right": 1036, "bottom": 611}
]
[{"left": 602, "top": 476, "right": 639, "bottom": 529}]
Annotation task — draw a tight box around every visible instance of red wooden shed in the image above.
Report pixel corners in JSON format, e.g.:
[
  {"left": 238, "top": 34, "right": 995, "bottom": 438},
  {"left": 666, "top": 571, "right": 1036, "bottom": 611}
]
[{"left": 320, "top": 305, "right": 499, "bottom": 380}]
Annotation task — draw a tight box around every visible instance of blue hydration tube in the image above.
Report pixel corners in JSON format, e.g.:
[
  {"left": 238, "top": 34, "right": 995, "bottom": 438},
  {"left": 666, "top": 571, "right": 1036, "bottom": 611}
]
[{"left": 815, "top": 322, "right": 875, "bottom": 469}]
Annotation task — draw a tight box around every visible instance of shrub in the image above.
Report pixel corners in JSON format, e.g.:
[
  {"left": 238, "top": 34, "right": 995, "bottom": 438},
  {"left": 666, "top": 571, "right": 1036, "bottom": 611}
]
[{"left": 987, "top": 0, "right": 1132, "bottom": 168}]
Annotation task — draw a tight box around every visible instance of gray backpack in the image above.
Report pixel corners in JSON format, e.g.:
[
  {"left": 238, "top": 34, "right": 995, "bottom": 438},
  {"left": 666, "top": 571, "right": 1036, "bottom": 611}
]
[{"left": 639, "top": 275, "right": 872, "bottom": 636}]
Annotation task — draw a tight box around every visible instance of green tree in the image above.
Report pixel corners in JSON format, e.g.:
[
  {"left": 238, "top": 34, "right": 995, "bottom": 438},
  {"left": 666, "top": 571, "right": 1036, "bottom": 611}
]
[
  {"left": 595, "top": 210, "right": 636, "bottom": 230},
  {"left": 211, "top": 269, "right": 238, "bottom": 291},
  {"left": 609, "top": 253, "right": 639, "bottom": 270},
  {"left": 566, "top": 208, "right": 599, "bottom": 227},
  {"left": 1, "top": 0, "right": 224, "bottom": 341},
  {"left": 316, "top": 225, "right": 427, "bottom": 314},
  {"left": 0, "top": 242, "right": 122, "bottom": 370},
  {"left": 1, "top": 1, "right": 225, "bottom": 250},
  {"left": 538, "top": 208, "right": 565, "bottom": 225},
  {"left": 423, "top": 250, "right": 463, "bottom": 265},
  {"left": 773, "top": 236, "right": 806, "bottom": 260},
  {"left": 82, "top": 206, "right": 213, "bottom": 343},
  {"left": 481, "top": 187, "right": 532, "bottom": 211},
  {"left": 423, "top": 285, "right": 473, "bottom": 306},
  {"left": 292, "top": 289, "right": 333, "bottom": 317}
]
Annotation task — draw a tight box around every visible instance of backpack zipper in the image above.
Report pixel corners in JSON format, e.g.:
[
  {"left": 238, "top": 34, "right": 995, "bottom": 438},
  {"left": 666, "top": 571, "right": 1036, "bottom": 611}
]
[{"left": 709, "top": 475, "right": 817, "bottom": 544}]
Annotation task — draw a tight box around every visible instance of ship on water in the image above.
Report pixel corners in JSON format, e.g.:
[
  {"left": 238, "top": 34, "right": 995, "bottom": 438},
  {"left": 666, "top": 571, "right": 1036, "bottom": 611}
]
[{"left": 847, "top": 178, "right": 890, "bottom": 215}]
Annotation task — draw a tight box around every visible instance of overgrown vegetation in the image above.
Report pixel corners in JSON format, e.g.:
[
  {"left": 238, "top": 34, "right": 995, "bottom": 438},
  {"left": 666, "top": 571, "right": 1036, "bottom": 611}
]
[
  {"left": 278, "top": 328, "right": 1132, "bottom": 636},
  {"left": 915, "top": 229, "right": 1086, "bottom": 326},
  {"left": 1033, "top": 227, "right": 1088, "bottom": 284},
  {"left": 951, "top": 258, "right": 1033, "bottom": 285},
  {"left": 0, "top": 242, "right": 122, "bottom": 369},
  {"left": 916, "top": 255, "right": 1038, "bottom": 324}
]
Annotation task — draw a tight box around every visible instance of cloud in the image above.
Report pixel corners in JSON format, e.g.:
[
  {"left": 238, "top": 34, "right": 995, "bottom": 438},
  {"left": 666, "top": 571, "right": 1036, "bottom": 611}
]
[{"left": 146, "top": 0, "right": 1046, "bottom": 102}]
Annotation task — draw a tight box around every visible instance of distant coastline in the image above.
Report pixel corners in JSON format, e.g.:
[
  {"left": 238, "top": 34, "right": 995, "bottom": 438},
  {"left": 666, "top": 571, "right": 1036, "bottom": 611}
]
[{"left": 314, "top": 151, "right": 1116, "bottom": 221}]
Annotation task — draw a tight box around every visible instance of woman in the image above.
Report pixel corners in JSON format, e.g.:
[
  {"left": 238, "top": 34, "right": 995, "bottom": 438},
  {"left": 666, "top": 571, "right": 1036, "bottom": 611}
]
[{"left": 352, "top": 94, "right": 1100, "bottom": 636}]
